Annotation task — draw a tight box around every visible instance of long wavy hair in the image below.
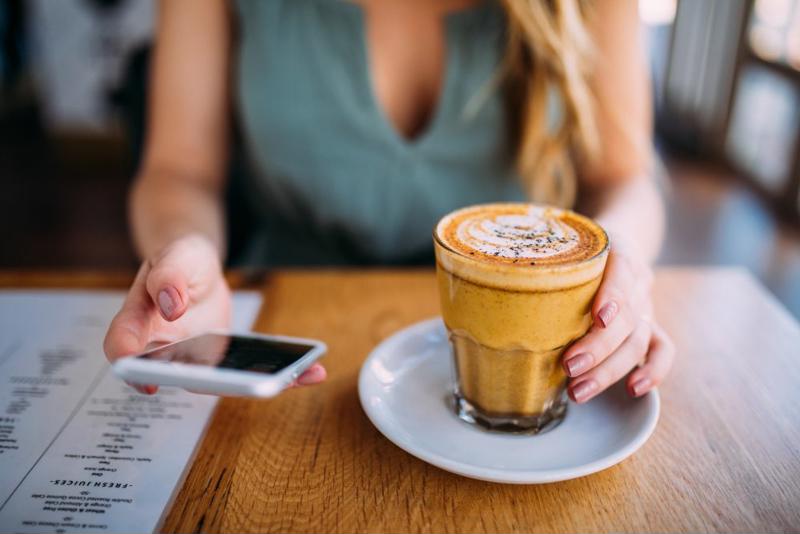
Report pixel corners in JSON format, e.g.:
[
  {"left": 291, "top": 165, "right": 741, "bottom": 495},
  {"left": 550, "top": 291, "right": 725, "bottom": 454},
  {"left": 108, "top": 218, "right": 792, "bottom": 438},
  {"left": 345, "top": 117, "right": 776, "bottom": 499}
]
[{"left": 500, "top": 0, "right": 599, "bottom": 208}]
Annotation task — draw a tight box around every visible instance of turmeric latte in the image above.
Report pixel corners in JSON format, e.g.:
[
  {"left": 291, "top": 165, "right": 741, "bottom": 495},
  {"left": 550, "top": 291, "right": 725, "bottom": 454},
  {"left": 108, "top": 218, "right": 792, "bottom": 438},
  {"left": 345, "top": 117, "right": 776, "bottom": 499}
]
[{"left": 434, "top": 203, "right": 609, "bottom": 434}]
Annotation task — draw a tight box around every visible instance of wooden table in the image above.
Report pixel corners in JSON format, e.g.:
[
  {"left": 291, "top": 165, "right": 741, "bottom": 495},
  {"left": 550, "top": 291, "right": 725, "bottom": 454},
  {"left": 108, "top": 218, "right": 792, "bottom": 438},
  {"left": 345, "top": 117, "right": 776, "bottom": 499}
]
[{"left": 1, "top": 268, "right": 798, "bottom": 533}]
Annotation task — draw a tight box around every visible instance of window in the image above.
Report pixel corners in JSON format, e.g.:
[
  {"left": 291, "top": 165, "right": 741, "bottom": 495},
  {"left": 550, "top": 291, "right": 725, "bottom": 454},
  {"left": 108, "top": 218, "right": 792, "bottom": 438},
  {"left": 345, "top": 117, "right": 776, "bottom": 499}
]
[
  {"left": 749, "top": 0, "right": 800, "bottom": 69},
  {"left": 726, "top": 65, "right": 800, "bottom": 193},
  {"left": 728, "top": 0, "right": 800, "bottom": 216}
]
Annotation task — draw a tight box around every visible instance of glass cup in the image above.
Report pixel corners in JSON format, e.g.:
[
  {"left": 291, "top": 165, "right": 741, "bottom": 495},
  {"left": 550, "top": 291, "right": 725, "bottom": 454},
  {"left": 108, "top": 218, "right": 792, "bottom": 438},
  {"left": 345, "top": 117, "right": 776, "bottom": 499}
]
[{"left": 433, "top": 204, "right": 609, "bottom": 434}]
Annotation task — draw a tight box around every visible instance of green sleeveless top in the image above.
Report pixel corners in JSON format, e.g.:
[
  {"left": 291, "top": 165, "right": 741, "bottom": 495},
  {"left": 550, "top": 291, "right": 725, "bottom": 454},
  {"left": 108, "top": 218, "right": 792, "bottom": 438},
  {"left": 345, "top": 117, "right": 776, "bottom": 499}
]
[{"left": 234, "top": 0, "right": 524, "bottom": 266}]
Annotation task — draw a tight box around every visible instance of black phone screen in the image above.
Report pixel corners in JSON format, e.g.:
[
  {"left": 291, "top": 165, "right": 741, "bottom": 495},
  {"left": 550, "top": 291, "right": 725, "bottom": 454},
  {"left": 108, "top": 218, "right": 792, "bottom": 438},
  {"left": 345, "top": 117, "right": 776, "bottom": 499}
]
[{"left": 137, "top": 334, "right": 315, "bottom": 374}]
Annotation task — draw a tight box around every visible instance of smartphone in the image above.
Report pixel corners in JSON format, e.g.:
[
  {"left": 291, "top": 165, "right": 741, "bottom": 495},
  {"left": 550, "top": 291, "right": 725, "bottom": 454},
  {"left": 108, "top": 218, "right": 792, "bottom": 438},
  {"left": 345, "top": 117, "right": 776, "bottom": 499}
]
[{"left": 112, "top": 331, "right": 327, "bottom": 397}]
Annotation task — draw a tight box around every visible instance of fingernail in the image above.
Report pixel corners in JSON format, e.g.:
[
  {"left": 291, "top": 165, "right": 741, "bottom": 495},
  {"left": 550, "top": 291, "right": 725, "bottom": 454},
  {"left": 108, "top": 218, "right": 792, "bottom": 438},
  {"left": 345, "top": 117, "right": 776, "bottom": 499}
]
[
  {"left": 565, "top": 353, "right": 593, "bottom": 377},
  {"left": 570, "top": 380, "right": 599, "bottom": 403},
  {"left": 631, "top": 377, "right": 652, "bottom": 397},
  {"left": 597, "top": 301, "right": 618, "bottom": 328},
  {"left": 158, "top": 288, "right": 177, "bottom": 319}
]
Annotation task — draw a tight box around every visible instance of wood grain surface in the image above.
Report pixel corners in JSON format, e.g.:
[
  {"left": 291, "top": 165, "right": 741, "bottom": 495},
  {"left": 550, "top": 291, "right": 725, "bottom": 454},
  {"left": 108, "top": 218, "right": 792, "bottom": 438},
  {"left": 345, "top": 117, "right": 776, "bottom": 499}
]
[{"left": 2, "top": 268, "right": 798, "bottom": 533}]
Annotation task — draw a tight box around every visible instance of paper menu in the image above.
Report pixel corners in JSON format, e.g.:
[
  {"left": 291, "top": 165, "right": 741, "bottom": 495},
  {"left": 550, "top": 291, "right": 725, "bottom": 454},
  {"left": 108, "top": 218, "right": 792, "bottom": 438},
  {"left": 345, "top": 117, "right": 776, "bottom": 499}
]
[{"left": 0, "top": 290, "right": 263, "bottom": 533}]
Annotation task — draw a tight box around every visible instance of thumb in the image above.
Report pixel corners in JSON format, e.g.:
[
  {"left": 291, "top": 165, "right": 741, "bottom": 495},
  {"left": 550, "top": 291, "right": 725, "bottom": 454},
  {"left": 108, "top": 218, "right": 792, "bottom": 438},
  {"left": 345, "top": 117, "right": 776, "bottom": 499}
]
[{"left": 145, "top": 244, "right": 193, "bottom": 322}]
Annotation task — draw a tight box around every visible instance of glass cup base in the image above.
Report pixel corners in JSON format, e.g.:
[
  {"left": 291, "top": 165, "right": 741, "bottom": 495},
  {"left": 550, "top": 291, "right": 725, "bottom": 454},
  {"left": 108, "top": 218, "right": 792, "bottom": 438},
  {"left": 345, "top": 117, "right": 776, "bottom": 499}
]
[{"left": 452, "top": 390, "right": 567, "bottom": 435}]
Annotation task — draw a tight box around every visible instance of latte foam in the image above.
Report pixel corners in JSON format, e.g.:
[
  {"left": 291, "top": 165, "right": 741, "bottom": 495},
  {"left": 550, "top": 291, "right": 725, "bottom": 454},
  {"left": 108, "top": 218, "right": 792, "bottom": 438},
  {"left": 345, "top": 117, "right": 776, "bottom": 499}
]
[
  {"left": 434, "top": 203, "right": 609, "bottom": 291},
  {"left": 436, "top": 204, "right": 606, "bottom": 266}
]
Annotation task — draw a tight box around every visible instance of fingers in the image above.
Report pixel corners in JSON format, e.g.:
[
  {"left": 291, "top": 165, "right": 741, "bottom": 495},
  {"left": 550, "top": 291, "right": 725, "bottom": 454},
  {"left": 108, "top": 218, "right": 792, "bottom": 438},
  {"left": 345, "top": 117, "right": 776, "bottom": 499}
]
[
  {"left": 296, "top": 363, "right": 327, "bottom": 386},
  {"left": 128, "top": 384, "right": 158, "bottom": 395},
  {"left": 145, "top": 250, "right": 190, "bottom": 322},
  {"left": 562, "top": 303, "right": 636, "bottom": 377},
  {"left": 144, "top": 235, "right": 224, "bottom": 322},
  {"left": 626, "top": 322, "right": 675, "bottom": 397},
  {"left": 592, "top": 251, "right": 634, "bottom": 328},
  {"left": 568, "top": 319, "right": 652, "bottom": 403},
  {"left": 103, "top": 263, "right": 161, "bottom": 395},
  {"left": 592, "top": 246, "right": 654, "bottom": 328},
  {"left": 565, "top": 242, "right": 668, "bottom": 402},
  {"left": 104, "top": 262, "right": 154, "bottom": 362},
  {"left": 287, "top": 364, "right": 328, "bottom": 388},
  {"left": 563, "top": 249, "right": 642, "bottom": 377}
]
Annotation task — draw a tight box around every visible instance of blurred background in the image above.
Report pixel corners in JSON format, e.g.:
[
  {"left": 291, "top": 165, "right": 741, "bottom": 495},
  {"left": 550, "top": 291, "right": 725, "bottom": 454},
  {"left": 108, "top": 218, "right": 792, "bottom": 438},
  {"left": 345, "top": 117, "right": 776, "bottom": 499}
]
[{"left": 1, "top": 0, "right": 799, "bottom": 317}]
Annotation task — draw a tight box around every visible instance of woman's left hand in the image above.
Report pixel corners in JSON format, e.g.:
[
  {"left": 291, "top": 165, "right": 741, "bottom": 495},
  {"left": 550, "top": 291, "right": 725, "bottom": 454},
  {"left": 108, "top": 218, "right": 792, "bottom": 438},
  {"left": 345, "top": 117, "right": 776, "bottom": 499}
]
[{"left": 561, "top": 238, "right": 675, "bottom": 403}]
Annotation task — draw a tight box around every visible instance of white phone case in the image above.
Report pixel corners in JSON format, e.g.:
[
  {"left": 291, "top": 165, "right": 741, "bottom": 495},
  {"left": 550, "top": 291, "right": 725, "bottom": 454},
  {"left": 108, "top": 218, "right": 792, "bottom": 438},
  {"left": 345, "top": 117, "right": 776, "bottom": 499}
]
[{"left": 112, "top": 330, "right": 327, "bottom": 397}]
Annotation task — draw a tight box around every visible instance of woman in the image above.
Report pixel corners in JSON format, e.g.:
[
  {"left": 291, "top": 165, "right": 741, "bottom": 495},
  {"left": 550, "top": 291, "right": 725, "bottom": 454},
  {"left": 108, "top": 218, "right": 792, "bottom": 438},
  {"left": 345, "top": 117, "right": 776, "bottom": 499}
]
[{"left": 104, "top": 0, "right": 674, "bottom": 401}]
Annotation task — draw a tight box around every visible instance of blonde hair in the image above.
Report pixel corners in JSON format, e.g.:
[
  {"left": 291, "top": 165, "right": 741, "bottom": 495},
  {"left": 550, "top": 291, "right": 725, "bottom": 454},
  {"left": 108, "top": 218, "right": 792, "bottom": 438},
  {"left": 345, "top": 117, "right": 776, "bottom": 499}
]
[{"left": 500, "top": 0, "right": 599, "bottom": 208}]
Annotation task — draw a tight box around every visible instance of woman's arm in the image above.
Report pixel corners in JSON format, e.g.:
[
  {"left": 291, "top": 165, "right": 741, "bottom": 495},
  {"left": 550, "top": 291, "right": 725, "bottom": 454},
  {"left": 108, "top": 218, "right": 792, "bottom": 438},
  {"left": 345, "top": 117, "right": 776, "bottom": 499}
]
[
  {"left": 563, "top": 0, "right": 674, "bottom": 404},
  {"left": 131, "top": 0, "right": 232, "bottom": 260},
  {"left": 577, "top": 0, "right": 663, "bottom": 262},
  {"left": 103, "top": 0, "right": 328, "bottom": 390},
  {"left": 582, "top": 178, "right": 664, "bottom": 263}
]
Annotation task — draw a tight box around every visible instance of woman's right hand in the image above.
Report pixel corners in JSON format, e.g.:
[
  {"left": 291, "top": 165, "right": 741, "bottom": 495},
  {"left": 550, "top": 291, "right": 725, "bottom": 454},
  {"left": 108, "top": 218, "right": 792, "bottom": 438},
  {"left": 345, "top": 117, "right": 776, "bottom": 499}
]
[
  {"left": 104, "top": 234, "right": 327, "bottom": 394},
  {"left": 103, "top": 234, "right": 233, "bottom": 394}
]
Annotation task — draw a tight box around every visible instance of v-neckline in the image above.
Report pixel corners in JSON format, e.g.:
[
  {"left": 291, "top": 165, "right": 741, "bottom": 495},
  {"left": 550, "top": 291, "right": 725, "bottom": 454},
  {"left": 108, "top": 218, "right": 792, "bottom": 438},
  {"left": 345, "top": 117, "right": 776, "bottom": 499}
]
[{"left": 342, "top": 1, "right": 485, "bottom": 152}]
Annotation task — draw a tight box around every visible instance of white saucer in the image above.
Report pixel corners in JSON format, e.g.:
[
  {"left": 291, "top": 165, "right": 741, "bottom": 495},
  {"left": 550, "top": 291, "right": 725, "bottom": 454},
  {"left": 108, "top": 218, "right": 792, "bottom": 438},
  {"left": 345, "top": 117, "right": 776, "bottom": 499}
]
[{"left": 358, "top": 318, "right": 660, "bottom": 484}]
